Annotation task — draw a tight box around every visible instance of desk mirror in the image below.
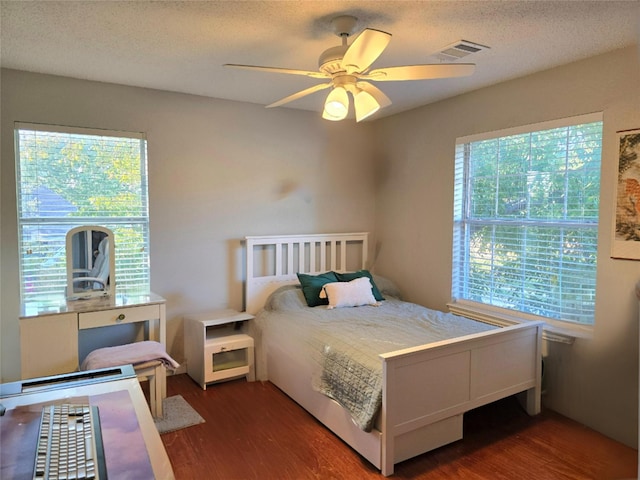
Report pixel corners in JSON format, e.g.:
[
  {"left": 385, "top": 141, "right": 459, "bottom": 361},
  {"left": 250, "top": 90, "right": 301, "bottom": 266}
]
[{"left": 66, "top": 225, "right": 115, "bottom": 300}]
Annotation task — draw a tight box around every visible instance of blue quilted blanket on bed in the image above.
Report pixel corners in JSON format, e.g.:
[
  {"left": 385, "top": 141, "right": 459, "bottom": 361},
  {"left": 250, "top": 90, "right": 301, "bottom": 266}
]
[
  {"left": 319, "top": 345, "right": 383, "bottom": 431},
  {"left": 256, "top": 285, "right": 497, "bottom": 432}
]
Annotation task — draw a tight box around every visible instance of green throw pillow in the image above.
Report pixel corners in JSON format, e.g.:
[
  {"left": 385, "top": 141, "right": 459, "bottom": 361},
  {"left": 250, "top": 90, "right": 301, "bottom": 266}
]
[
  {"left": 297, "top": 271, "right": 339, "bottom": 307},
  {"left": 334, "top": 270, "right": 385, "bottom": 301}
]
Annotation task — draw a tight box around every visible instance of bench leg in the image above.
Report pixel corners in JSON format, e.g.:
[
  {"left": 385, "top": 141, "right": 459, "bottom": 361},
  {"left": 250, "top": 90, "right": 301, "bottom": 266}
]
[
  {"left": 148, "top": 372, "right": 158, "bottom": 418},
  {"left": 154, "top": 364, "right": 164, "bottom": 418}
]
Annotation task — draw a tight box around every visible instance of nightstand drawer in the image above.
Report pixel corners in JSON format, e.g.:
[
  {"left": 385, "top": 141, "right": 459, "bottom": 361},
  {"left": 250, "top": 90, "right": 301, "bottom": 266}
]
[
  {"left": 204, "top": 334, "right": 254, "bottom": 384},
  {"left": 79, "top": 304, "right": 160, "bottom": 329},
  {"left": 205, "top": 333, "right": 253, "bottom": 353}
]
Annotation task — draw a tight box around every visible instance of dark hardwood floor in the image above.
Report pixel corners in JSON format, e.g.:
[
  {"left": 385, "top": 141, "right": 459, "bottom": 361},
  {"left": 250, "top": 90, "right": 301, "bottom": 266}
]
[{"left": 159, "top": 374, "right": 637, "bottom": 479}]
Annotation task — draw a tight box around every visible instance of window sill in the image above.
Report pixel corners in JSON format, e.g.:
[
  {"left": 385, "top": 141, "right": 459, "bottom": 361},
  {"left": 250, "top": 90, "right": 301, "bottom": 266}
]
[{"left": 447, "top": 300, "right": 593, "bottom": 345}]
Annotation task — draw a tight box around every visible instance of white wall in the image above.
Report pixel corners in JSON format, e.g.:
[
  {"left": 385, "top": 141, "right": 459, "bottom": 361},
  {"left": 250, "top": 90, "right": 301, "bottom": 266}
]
[
  {"left": 372, "top": 46, "right": 640, "bottom": 448},
  {"left": 0, "top": 69, "right": 377, "bottom": 380},
  {"left": 1, "top": 46, "right": 639, "bottom": 450}
]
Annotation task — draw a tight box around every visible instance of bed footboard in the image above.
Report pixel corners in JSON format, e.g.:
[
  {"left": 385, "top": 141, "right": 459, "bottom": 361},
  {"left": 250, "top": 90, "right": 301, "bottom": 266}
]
[{"left": 379, "top": 321, "right": 543, "bottom": 476}]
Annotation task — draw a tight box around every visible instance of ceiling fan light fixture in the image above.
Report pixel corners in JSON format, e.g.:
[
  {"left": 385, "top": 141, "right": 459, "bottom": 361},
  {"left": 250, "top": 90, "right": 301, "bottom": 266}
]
[
  {"left": 323, "top": 86, "right": 349, "bottom": 121},
  {"left": 354, "top": 89, "right": 380, "bottom": 122},
  {"left": 227, "top": 15, "right": 478, "bottom": 122}
]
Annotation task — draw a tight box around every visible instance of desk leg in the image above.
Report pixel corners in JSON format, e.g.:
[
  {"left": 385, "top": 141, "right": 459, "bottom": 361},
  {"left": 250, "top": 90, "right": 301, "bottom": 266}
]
[
  {"left": 158, "top": 303, "right": 167, "bottom": 403},
  {"left": 147, "top": 304, "right": 166, "bottom": 346},
  {"left": 158, "top": 303, "right": 166, "bottom": 347},
  {"left": 146, "top": 304, "right": 168, "bottom": 406}
]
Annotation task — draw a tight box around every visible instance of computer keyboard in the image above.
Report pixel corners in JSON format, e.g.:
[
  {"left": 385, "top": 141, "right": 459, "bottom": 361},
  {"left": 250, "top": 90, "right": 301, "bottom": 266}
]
[{"left": 33, "top": 403, "right": 107, "bottom": 480}]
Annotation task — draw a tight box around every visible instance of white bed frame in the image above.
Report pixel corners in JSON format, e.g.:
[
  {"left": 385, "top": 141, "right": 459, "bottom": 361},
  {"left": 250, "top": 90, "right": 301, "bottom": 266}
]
[{"left": 245, "top": 233, "right": 543, "bottom": 476}]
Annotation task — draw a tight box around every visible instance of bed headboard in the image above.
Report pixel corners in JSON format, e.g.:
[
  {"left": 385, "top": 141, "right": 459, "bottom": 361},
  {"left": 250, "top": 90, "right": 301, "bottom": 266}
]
[{"left": 244, "top": 233, "right": 369, "bottom": 314}]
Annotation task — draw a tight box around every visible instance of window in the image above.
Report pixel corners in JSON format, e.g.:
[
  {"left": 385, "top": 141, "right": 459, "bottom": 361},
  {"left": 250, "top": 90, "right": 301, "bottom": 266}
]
[
  {"left": 452, "top": 113, "right": 603, "bottom": 326},
  {"left": 15, "top": 123, "right": 150, "bottom": 302}
]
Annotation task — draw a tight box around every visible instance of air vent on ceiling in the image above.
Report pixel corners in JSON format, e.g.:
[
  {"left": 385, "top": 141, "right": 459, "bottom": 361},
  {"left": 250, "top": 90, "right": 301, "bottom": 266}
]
[{"left": 435, "top": 40, "right": 490, "bottom": 62}]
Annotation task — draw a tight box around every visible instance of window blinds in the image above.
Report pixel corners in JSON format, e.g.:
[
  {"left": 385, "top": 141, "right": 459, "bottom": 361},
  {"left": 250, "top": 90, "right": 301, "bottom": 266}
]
[
  {"left": 15, "top": 123, "right": 150, "bottom": 301},
  {"left": 452, "top": 114, "right": 603, "bottom": 325}
]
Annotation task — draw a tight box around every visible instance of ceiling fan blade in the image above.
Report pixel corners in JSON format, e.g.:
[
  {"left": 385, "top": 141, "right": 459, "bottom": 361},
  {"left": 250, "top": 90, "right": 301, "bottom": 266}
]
[
  {"left": 341, "top": 28, "right": 391, "bottom": 74},
  {"left": 266, "top": 83, "right": 332, "bottom": 108},
  {"left": 356, "top": 82, "right": 392, "bottom": 108},
  {"left": 224, "top": 64, "right": 329, "bottom": 80},
  {"left": 363, "top": 63, "right": 476, "bottom": 81}
]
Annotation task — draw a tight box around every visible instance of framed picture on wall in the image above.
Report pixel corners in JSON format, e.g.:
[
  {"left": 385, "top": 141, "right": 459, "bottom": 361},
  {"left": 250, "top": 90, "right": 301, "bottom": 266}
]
[{"left": 612, "top": 128, "right": 640, "bottom": 260}]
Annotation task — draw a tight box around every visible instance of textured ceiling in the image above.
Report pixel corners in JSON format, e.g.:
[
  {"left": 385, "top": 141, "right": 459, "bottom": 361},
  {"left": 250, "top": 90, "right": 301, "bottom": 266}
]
[{"left": 1, "top": 1, "right": 638, "bottom": 120}]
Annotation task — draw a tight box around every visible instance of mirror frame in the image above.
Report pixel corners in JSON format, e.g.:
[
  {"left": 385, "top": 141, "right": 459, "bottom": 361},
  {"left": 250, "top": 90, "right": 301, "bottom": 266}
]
[{"left": 65, "top": 225, "right": 115, "bottom": 300}]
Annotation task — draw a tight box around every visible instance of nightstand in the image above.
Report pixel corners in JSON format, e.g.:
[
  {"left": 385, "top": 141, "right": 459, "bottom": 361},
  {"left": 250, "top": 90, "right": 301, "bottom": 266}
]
[{"left": 183, "top": 309, "right": 255, "bottom": 390}]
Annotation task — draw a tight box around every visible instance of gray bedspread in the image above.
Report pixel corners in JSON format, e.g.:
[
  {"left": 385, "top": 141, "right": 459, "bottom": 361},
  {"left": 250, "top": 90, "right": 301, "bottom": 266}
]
[{"left": 256, "top": 285, "right": 498, "bottom": 432}]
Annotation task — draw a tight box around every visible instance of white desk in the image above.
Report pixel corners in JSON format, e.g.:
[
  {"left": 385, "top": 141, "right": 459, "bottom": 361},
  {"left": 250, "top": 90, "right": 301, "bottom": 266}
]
[
  {"left": 0, "top": 366, "right": 174, "bottom": 479},
  {"left": 19, "top": 292, "right": 166, "bottom": 383}
]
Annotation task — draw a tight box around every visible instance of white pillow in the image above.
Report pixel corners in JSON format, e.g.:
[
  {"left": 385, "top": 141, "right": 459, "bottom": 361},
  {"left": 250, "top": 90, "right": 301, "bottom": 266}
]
[{"left": 320, "top": 277, "right": 378, "bottom": 309}]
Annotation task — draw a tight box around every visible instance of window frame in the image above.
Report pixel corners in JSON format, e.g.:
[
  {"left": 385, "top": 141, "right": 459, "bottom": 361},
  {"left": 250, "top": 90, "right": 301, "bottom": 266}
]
[
  {"left": 450, "top": 112, "right": 603, "bottom": 340},
  {"left": 14, "top": 122, "right": 151, "bottom": 303}
]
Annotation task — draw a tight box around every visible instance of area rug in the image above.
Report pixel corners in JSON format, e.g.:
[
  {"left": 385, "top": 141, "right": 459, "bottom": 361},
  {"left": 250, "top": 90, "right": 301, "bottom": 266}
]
[{"left": 154, "top": 395, "right": 205, "bottom": 434}]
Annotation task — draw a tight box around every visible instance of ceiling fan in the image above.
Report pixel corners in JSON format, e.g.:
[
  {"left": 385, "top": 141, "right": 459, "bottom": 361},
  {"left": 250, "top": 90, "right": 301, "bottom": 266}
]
[{"left": 225, "top": 15, "right": 475, "bottom": 122}]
